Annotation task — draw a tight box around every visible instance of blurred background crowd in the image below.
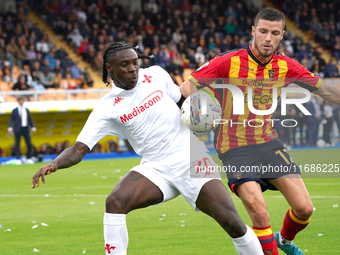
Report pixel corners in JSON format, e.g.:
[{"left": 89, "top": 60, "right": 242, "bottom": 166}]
[{"left": 1, "top": 0, "right": 340, "bottom": 158}]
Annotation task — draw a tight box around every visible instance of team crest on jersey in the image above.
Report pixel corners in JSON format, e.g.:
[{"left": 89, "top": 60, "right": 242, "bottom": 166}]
[
  {"left": 142, "top": 75, "right": 152, "bottom": 83},
  {"left": 268, "top": 69, "right": 275, "bottom": 81},
  {"left": 233, "top": 171, "right": 242, "bottom": 180}
]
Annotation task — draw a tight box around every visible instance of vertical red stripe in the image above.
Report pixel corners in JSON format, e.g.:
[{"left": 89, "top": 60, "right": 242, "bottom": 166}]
[
  {"left": 271, "top": 56, "right": 280, "bottom": 81},
  {"left": 216, "top": 89, "right": 228, "bottom": 153},
  {"left": 228, "top": 90, "right": 240, "bottom": 150},
  {"left": 227, "top": 53, "right": 248, "bottom": 150},
  {"left": 245, "top": 64, "right": 265, "bottom": 145},
  {"left": 238, "top": 54, "right": 249, "bottom": 78},
  {"left": 261, "top": 103, "right": 275, "bottom": 141}
]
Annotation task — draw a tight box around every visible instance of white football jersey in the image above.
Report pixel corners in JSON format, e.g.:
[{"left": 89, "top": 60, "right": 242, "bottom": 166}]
[{"left": 77, "top": 66, "right": 191, "bottom": 160}]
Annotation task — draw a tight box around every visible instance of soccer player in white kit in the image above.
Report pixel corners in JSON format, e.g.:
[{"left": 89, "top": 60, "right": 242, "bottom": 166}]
[{"left": 32, "top": 41, "right": 262, "bottom": 255}]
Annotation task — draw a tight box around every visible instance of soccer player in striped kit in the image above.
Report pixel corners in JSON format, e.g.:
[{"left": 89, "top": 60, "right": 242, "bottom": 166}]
[{"left": 181, "top": 8, "right": 340, "bottom": 255}]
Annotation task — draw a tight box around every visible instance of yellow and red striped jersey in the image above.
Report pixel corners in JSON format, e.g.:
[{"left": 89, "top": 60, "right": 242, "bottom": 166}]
[{"left": 189, "top": 45, "right": 322, "bottom": 154}]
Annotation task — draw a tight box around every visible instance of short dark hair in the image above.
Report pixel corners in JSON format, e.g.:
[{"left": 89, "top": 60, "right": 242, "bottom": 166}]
[
  {"left": 254, "top": 8, "right": 285, "bottom": 29},
  {"left": 102, "top": 41, "right": 153, "bottom": 86}
]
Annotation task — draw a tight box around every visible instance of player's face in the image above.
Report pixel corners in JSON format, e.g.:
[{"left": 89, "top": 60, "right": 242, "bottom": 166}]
[
  {"left": 251, "top": 19, "right": 284, "bottom": 62},
  {"left": 107, "top": 49, "right": 139, "bottom": 90}
]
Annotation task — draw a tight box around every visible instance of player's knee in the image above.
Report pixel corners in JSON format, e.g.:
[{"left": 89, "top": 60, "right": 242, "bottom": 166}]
[
  {"left": 224, "top": 213, "right": 247, "bottom": 238},
  {"left": 250, "top": 207, "right": 270, "bottom": 227},
  {"left": 293, "top": 202, "right": 313, "bottom": 219},
  {"left": 105, "top": 192, "right": 130, "bottom": 214}
]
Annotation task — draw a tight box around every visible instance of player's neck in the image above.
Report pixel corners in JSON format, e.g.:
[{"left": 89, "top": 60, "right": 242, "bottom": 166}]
[{"left": 250, "top": 44, "right": 272, "bottom": 63}]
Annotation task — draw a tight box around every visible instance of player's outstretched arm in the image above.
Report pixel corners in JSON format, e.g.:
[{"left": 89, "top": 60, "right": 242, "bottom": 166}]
[
  {"left": 314, "top": 81, "right": 340, "bottom": 104},
  {"left": 180, "top": 79, "right": 199, "bottom": 98},
  {"left": 32, "top": 141, "right": 90, "bottom": 188}
]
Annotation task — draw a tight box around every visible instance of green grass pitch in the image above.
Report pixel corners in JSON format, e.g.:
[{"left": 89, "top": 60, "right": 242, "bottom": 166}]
[{"left": 0, "top": 149, "right": 339, "bottom": 254}]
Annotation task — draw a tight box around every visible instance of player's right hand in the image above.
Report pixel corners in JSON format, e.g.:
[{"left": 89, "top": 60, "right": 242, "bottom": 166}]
[{"left": 32, "top": 162, "right": 58, "bottom": 188}]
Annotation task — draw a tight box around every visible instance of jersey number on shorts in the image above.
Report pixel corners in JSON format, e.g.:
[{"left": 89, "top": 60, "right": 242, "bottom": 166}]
[{"left": 275, "top": 149, "right": 294, "bottom": 165}]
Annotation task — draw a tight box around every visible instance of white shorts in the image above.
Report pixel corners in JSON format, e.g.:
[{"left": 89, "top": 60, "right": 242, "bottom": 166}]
[{"left": 131, "top": 135, "right": 221, "bottom": 211}]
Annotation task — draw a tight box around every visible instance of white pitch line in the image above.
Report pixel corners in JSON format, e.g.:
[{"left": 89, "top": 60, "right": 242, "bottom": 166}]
[
  {"left": 0, "top": 194, "right": 339, "bottom": 198},
  {"left": 264, "top": 195, "right": 340, "bottom": 199},
  {"left": 305, "top": 183, "right": 340, "bottom": 185},
  {"left": 0, "top": 194, "right": 106, "bottom": 198}
]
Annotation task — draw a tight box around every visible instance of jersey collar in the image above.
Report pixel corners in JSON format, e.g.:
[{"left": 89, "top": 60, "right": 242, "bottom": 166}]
[{"left": 247, "top": 45, "right": 273, "bottom": 67}]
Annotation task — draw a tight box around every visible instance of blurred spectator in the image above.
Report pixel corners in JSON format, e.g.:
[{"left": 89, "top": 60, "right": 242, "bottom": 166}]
[
  {"left": 12, "top": 76, "right": 29, "bottom": 91},
  {"left": 41, "top": 58, "right": 53, "bottom": 73},
  {"left": 297, "top": 44, "right": 309, "bottom": 63},
  {"left": 67, "top": 28, "right": 83, "bottom": 50},
  {"left": 306, "top": 95, "right": 322, "bottom": 146},
  {"left": 53, "top": 142, "right": 64, "bottom": 154},
  {"left": 55, "top": 45, "right": 68, "bottom": 61},
  {"left": 91, "top": 143, "right": 103, "bottom": 153},
  {"left": 194, "top": 46, "right": 205, "bottom": 67},
  {"left": 325, "top": 59, "right": 340, "bottom": 78},
  {"left": 106, "top": 140, "right": 118, "bottom": 152},
  {"left": 19, "top": 45, "right": 31, "bottom": 68},
  {"left": 2, "top": 62, "right": 15, "bottom": 85},
  {"left": 83, "top": 67, "right": 93, "bottom": 87},
  {"left": 70, "top": 62, "right": 82, "bottom": 79},
  {"left": 35, "top": 38, "right": 49, "bottom": 55},
  {"left": 93, "top": 51, "right": 103, "bottom": 71},
  {"left": 64, "top": 73, "right": 78, "bottom": 89},
  {"left": 158, "top": 45, "right": 170, "bottom": 69},
  {"left": 322, "top": 101, "right": 334, "bottom": 145},
  {"left": 27, "top": 44, "right": 37, "bottom": 63},
  {"left": 53, "top": 16, "right": 67, "bottom": 37},
  {"left": 77, "top": 37, "right": 90, "bottom": 60},
  {"left": 39, "top": 70, "right": 58, "bottom": 89},
  {"left": 310, "top": 58, "right": 325, "bottom": 79},
  {"left": 85, "top": 44, "right": 96, "bottom": 67},
  {"left": 44, "top": 50, "right": 57, "bottom": 71},
  {"left": 333, "top": 103, "right": 340, "bottom": 139},
  {"left": 60, "top": 54, "right": 74, "bottom": 72},
  {"left": 225, "top": 5, "right": 237, "bottom": 20},
  {"left": 63, "top": 140, "right": 71, "bottom": 149},
  {"left": 39, "top": 143, "right": 53, "bottom": 155},
  {"left": 167, "top": 56, "right": 184, "bottom": 82},
  {"left": 22, "top": 65, "right": 45, "bottom": 91},
  {"left": 186, "top": 48, "right": 197, "bottom": 69},
  {"left": 76, "top": 74, "right": 87, "bottom": 89}
]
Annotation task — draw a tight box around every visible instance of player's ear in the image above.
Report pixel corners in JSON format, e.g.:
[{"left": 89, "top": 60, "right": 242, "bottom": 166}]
[
  {"left": 281, "top": 30, "right": 285, "bottom": 40},
  {"left": 105, "top": 63, "right": 112, "bottom": 73},
  {"left": 251, "top": 26, "right": 255, "bottom": 36}
]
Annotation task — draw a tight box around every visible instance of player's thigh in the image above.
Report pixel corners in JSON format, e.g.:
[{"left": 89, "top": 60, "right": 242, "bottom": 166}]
[
  {"left": 174, "top": 151, "right": 221, "bottom": 211},
  {"left": 269, "top": 176, "right": 313, "bottom": 218},
  {"left": 196, "top": 179, "right": 241, "bottom": 219},
  {"left": 107, "top": 170, "right": 164, "bottom": 212},
  {"left": 234, "top": 181, "right": 268, "bottom": 219}
]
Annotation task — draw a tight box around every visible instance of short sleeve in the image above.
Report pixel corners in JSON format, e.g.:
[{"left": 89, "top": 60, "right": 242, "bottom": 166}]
[
  {"left": 76, "top": 106, "right": 109, "bottom": 150},
  {"left": 288, "top": 58, "right": 322, "bottom": 92},
  {"left": 150, "top": 65, "right": 182, "bottom": 103},
  {"left": 188, "top": 53, "right": 230, "bottom": 88}
]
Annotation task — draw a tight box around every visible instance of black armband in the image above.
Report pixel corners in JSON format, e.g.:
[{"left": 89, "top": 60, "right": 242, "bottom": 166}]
[{"left": 177, "top": 95, "right": 186, "bottom": 109}]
